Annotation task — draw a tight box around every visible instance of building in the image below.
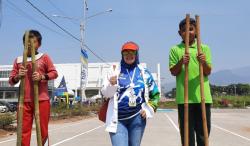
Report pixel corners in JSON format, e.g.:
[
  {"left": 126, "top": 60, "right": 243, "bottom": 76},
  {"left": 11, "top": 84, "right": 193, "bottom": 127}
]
[{"left": 0, "top": 62, "right": 160, "bottom": 102}]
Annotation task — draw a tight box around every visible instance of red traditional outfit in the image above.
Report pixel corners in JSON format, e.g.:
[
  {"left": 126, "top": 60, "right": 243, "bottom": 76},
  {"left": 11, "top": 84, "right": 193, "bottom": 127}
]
[{"left": 9, "top": 53, "right": 58, "bottom": 146}]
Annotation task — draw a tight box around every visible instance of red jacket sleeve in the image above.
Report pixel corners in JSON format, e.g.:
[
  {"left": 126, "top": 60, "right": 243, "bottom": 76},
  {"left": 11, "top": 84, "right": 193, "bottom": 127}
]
[
  {"left": 44, "top": 54, "right": 58, "bottom": 80},
  {"left": 9, "top": 58, "right": 19, "bottom": 86}
]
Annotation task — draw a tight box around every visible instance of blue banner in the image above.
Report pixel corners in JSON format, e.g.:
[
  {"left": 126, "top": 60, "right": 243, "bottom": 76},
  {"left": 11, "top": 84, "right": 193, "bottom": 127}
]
[{"left": 54, "top": 76, "right": 68, "bottom": 96}]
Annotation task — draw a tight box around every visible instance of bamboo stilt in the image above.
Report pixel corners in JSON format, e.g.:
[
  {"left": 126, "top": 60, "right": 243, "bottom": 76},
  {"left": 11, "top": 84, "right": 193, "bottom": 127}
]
[
  {"left": 31, "top": 38, "right": 43, "bottom": 146},
  {"left": 195, "top": 15, "right": 209, "bottom": 146},
  {"left": 184, "top": 14, "right": 190, "bottom": 146},
  {"left": 16, "top": 31, "right": 29, "bottom": 146}
]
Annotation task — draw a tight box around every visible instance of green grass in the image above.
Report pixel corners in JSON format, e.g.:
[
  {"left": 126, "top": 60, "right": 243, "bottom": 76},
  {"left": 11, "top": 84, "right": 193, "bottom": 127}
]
[
  {"left": 158, "top": 101, "right": 177, "bottom": 109},
  {"left": 158, "top": 96, "right": 250, "bottom": 109},
  {"left": 212, "top": 95, "right": 250, "bottom": 108}
]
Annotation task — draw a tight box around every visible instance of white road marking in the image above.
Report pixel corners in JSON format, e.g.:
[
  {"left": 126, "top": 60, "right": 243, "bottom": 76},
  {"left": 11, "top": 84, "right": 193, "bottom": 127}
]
[
  {"left": 0, "top": 118, "right": 95, "bottom": 144},
  {"left": 213, "top": 124, "right": 250, "bottom": 142},
  {"left": 164, "top": 113, "right": 179, "bottom": 132},
  {"left": 51, "top": 125, "right": 104, "bottom": 146},
  {"left": 0, "top": 138, "right": 16, "bottom": 144}
]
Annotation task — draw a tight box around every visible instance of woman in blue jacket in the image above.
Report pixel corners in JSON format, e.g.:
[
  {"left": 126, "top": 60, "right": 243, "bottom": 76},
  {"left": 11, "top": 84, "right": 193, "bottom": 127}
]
[{"left": 101, "top": 41, "right": 160, "bottom": 146}]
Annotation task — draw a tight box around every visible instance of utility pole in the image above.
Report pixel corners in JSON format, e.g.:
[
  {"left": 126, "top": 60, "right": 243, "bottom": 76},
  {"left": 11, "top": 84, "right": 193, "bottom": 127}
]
[
  {"left": 52, "top": 1, "right": 112, "bottom": 102},
  {"left": 80, "top": 0, "right": 88, "bottom": 102}
]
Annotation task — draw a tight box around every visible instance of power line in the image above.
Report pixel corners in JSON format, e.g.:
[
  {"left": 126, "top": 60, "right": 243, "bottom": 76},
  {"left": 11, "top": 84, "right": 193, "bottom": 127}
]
[
  {"left": 0, "top": 0, "right": 2, "bottom": 28},
  {"left": 84, "top": 44, "right": 109, "bottom": 65},
  {"left": 25, "top": 0, "right": 108, "bottom": 64},
  {"left": 47, "top": 0, "right": 66, "bottom": 16},
  {"left": 47, "top": 0, "right": 78, "bottom": 26},
  {"left": 6, "top": 0, "right": 65, "bottom": 37},
  {"left": 25, "top": 0, "right": 81, "bottom": 42}
]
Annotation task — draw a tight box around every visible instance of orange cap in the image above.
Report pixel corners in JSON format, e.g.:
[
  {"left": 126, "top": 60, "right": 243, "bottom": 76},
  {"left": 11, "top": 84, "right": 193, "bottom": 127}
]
[{"left": 121, "top": 41, "right": 139, "bottom": 51}]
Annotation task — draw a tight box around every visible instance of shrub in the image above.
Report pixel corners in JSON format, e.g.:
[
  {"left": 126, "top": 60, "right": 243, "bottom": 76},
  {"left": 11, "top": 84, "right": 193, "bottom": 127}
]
[
  {"left": 0, "top": 113, "right": 15, "bottom": 129},
  {"left": 158, "top": 101, "right": 177, "bottom": 109},
  {"left": 50, "top": 102, "right": 101, "bottom": 120},
  {"left": 220, "top": 98, "right": 230, "bottom": 107},
  {"left": 212, "top": 96, "right": 250, "bottom": 108}
]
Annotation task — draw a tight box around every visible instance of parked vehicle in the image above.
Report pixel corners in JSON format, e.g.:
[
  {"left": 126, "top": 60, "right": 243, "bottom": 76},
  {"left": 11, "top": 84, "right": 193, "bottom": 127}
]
[
  {"left": 0, "top": 101, "right": 17, "bottom": 112},
  {"left": 0, "top": 104, "right": 7, "bottom": 113}
]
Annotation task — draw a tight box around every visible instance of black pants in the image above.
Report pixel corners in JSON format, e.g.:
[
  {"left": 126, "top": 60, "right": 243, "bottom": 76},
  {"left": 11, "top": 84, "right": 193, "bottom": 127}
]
[{"left": 178, "top": 103, "right": 211, "bottom": 146}]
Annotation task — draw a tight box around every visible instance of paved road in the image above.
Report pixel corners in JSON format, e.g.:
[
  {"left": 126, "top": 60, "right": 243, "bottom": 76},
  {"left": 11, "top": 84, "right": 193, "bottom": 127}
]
[{"left": 0, "top": 109, "right": 250, "bottom": 146}]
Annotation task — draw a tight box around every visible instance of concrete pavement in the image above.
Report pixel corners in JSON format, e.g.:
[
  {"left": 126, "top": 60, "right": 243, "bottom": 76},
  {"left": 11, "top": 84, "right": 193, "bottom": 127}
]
[{"left": 0, "top": 109, "right": 250, "bottom": 146}]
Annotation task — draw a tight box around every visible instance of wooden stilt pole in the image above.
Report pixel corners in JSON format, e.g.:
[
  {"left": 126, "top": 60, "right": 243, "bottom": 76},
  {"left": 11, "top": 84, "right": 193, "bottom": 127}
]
[
  {"left": 195, "top": 15, "right": 209, "bottom": 146},
  {"left": 184, "top": 14, "right": 190, "bottom": 146},
  {"left": 31, "top": 38, "right": 43, "bottom": 146},
  {"left": 16, "top": 31, "right": 29, "bottom": 146}
]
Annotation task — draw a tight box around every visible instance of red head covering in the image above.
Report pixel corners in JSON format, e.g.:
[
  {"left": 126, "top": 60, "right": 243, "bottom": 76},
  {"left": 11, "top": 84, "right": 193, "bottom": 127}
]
[{"left": 121, "top": 41, "right": 139, "bottom": 51}]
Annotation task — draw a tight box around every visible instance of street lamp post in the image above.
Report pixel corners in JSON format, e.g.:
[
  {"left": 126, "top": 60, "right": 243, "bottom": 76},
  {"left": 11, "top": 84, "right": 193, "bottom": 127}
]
[{"left": 52, "top": 6, "right": 112, "bottom": 102}]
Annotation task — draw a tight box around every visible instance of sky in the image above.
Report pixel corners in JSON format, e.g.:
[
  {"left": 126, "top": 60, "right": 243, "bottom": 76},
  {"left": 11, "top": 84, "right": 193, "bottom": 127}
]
[{"left": 0, "top": 0, "right": 250, "bottom": 85}]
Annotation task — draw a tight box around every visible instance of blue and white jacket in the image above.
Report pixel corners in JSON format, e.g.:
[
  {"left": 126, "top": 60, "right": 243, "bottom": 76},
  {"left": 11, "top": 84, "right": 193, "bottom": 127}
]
[{"left": 101, "top": 63, "right": 160, "bottom": 133}]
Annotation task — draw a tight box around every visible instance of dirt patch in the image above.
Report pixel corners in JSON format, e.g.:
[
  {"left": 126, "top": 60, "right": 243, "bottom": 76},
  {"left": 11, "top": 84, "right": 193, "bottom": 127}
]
[
  {"left": 242, "top": 127, "right": 250, "bottom": 133},
  {"left": 0, "top": 125, "right": 16, "bottom": 138},
  {"left": 0, "top": 129, "right": 9, "bottom": 137}
]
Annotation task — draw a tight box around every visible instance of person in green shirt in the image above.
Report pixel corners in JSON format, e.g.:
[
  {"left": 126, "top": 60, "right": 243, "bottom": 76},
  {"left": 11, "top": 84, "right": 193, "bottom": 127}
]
[{"left": 169, "top": 17, "right": 212, "bottom": 146}]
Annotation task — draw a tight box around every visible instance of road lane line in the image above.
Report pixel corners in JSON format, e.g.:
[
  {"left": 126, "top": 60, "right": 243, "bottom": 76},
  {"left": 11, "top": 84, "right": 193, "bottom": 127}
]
[
  {"left": 213, "top": 124, "right": 250, "bottom": 142},
  {"left": 51, "top": 125, "right": 104, "bottom": 146},
  {"left": 0, "top": 138, "right": 16, "bottom": 144},
  {"left": 0, "top": 118, "right": 96, "bottom": 144},
  {"left": 164, "top": 113, "right": 179, "bottom": 132}
]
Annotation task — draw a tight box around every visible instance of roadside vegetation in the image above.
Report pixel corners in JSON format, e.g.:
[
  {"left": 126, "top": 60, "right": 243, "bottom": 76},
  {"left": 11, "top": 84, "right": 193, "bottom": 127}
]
[
  {"left": 161, "top": 83, "right": 250, "bottom": 109},
  {"left": 1, "top": 83, "right": 250, "bottom": 136},
  {"left": 0, "top": 102, "right": 101, "bottom": 137},
  {"left": 50, "top": 102, "right": 101, "bottom": 120},
  {"left": 158, "top": 95, "right": 250, "bottom": 109}
]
